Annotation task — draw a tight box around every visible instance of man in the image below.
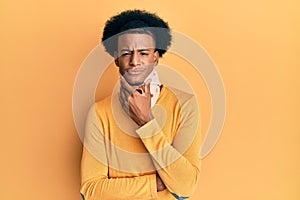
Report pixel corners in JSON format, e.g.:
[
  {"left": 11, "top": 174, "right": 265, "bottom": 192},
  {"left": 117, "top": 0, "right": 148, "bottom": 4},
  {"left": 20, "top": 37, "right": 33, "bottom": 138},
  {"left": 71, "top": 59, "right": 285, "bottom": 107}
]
[{"left": 80, "top": 10, "right": 201, "bottom": 200}]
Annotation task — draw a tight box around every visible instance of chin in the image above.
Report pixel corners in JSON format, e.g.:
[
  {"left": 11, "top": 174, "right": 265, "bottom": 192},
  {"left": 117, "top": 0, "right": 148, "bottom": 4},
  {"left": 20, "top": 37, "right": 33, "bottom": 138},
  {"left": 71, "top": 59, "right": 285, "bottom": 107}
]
[
  {"left": 126, "top": 78, "right": 144, "bottom": 86},
  {"left": 128, "top": 81, "right": 144, "bottom": 86}
]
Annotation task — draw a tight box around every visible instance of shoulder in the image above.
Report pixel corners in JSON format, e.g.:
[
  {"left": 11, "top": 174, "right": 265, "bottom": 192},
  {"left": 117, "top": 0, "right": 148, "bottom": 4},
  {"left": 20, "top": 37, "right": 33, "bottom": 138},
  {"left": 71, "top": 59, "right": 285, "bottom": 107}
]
[
  {"left": 85, "top": 95, "right": 113, "bottom": 123},
  {"left": 161, "top": 86, "right": 197, "bottom": 107},
  {"left": 94, "top": 95, "right": 112, "bottom": 113}
]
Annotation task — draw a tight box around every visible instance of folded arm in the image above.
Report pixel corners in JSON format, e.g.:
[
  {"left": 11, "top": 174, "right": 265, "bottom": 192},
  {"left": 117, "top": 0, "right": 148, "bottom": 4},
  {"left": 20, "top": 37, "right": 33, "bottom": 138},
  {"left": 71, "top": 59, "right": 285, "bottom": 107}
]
[
  {"left": 136, "top": 96, "right": 202, "bottom": 197},
  {"left": 80, "top": 105, "right": 158, "bottom": 200}
]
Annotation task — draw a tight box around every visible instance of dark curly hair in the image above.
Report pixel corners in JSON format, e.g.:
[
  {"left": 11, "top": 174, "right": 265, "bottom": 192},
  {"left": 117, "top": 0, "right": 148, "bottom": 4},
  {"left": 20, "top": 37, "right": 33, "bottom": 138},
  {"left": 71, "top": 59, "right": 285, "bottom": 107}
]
[{"left": 102, "top": 9, "right": 172, "bottom": 57}]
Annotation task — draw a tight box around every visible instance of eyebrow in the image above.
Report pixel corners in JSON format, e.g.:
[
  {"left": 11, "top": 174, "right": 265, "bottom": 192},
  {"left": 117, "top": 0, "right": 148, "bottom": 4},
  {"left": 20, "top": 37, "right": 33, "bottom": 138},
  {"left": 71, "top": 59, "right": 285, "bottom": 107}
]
[{"left": 120, "top": 48, "right": 153, "bottom": 52}]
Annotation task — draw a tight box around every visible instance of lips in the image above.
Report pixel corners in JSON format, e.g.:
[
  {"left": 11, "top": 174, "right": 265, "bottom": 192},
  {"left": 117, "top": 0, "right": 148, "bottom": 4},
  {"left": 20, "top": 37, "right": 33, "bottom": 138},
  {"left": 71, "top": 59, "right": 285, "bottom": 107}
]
[{"left": 127, "top": 68, "right": 144, "bottom": 75}]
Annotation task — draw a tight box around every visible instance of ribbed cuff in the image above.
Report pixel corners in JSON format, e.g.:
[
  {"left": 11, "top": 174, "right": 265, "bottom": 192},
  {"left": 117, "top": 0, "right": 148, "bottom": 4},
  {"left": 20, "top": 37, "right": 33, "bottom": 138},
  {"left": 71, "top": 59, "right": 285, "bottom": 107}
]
[{"left": 136, "top": 118, "right": 162, "bottom": 139}]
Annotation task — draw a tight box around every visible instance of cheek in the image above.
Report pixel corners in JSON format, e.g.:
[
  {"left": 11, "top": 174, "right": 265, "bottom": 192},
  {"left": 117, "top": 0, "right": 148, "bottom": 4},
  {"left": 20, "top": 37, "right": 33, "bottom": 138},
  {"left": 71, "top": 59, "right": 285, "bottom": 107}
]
[
  {"left": 118, "top": 59, "right": 128, "bottom": 68},
  {"left": 143, "top": 56, "right": 155, "bottom": 65},
  {"left": 119, "top": 66, "right": 126, "bottom": 75}
]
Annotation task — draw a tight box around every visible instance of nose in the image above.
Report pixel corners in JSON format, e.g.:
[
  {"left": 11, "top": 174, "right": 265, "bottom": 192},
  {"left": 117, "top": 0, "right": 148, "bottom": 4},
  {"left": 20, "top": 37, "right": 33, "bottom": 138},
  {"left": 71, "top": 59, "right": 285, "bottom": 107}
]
[{"left": 129, "top": 51, "right": 141, "bottom": 67}]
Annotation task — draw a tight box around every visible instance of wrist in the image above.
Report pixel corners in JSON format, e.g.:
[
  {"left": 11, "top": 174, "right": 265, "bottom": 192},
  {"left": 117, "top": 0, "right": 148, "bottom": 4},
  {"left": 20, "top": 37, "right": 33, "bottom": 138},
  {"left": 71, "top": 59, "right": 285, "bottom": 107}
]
[{"left": 139, "top": 111, "right": 153, "bottom": 126}]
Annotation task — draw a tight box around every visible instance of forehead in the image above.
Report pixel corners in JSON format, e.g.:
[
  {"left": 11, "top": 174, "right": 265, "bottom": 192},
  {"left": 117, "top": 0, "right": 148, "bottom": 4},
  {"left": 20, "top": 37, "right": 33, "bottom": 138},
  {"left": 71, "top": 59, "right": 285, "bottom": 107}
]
[{"left": 117, "top": 33, "right": 155, "bottom": 50}]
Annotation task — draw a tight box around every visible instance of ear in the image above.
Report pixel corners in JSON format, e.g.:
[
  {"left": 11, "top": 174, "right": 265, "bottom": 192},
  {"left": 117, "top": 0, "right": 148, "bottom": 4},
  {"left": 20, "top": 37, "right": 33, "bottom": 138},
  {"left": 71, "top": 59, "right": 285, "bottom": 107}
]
[
  {"left": 114, "top": 51, "right": 119, "bottom": 67},
  {"left": 153, "top": 50, "right": 159, "bottom": 65},
  {"left": 114, "top": 59, "right": 119, "bottom": 67}
]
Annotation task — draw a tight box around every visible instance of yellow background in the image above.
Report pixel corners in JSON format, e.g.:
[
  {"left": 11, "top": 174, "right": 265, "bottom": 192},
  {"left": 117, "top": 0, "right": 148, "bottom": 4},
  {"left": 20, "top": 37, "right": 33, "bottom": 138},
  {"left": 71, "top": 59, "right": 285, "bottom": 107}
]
[{"left": 1, "top": 0, "right": 299, "bottom": 199}]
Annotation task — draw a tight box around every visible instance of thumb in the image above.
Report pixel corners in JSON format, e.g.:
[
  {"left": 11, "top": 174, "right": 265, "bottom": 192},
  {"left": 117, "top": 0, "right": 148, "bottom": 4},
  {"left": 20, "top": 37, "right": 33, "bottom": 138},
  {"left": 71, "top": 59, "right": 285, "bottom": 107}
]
[{"left": 145, "top": 79, "right": 151, "bottom": 94}]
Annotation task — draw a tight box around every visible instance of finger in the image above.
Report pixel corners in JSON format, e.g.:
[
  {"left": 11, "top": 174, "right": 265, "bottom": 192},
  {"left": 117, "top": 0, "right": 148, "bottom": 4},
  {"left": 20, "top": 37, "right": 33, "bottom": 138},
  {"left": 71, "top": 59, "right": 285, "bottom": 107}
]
[
  {"left": 122, "top": 87, "right": 132, "bottom": 100},
  {"left": 145, "top": 78, "right": 152, "bottom": 85},
  {"left": 121, "top": 83, "right": 135, "bottom": 97},
  {"left": 119, "top": 94, "right": 126, "bottom": 106},
  {"left": 128, "top": 95, "right": 134, "bottom": 104},
  {"left": 120, "top": 90, "right": 129, "bottom": 106},
  {"left": 120, "top": 78, "right": 131, "bottom": 94},
  {"left": 135, "top": 88, "right": 143, "bottom": 94},
  {"left": 120, "top": 84, "right": 133, "bottom": 102},
  {"left": 144, "top": 80, "right": 151, "bottom": 95},
  {"left": 120, "top": 75, "right": 135, "bottom": 94},
  {"left": 121, "top": 103, "right": 129, "bottom": 114},
  {"left": 120, "top": 89, "right": 127, "bottom": 103},
  {"left": 119, "top": 96, "right": 129, "bottom": 114}
]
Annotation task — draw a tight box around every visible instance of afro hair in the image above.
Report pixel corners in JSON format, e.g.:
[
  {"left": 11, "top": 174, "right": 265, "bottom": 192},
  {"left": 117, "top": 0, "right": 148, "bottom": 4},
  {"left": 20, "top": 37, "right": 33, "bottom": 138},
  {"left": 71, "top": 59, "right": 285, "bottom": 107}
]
[{"left": 102, "top": 9, "right": 172, "bottom": 57}]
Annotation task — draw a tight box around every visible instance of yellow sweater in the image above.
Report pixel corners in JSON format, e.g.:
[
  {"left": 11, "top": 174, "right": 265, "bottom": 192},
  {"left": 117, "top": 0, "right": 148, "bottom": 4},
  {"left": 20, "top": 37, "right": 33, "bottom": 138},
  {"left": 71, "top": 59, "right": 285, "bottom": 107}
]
[{"left": 80, "top": 86, "right": 201, "bottom": 200}]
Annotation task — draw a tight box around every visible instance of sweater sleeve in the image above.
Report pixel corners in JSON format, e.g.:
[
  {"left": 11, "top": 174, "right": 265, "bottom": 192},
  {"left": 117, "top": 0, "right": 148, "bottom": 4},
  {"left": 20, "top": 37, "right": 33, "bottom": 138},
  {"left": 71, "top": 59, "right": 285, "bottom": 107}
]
[
  {"left": 136, "top": 96, "right": 202, "bottom": 198},
  {"left": 80, "top": 104, "right": 158, "bottom": 200}
]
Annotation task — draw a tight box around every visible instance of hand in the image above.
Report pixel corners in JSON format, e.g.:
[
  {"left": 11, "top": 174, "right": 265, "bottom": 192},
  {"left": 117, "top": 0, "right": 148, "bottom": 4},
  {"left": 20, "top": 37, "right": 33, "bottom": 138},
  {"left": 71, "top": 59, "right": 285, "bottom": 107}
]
[
  {"left": 120, "top": 76, "right": 153, "bottom": 126},
  {"left": 128, "top": 80, "right": 153, "bottom": 126},
  {"left": 119, "top": 76, "right": 136, "bottom": 114},
  {"left": 156, "top": 173, "right": 166, "bottom": 192}
]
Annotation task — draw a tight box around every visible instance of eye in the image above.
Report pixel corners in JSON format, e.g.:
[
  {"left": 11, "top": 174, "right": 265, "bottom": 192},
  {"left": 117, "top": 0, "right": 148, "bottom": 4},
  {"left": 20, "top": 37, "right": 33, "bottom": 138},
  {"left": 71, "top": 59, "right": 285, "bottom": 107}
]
[
  {"left": 140, "top": 52, "right": 149, "bottom": 56},
  {"left": 121, "top": 52, "right": 131, "bottom": 56}
]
